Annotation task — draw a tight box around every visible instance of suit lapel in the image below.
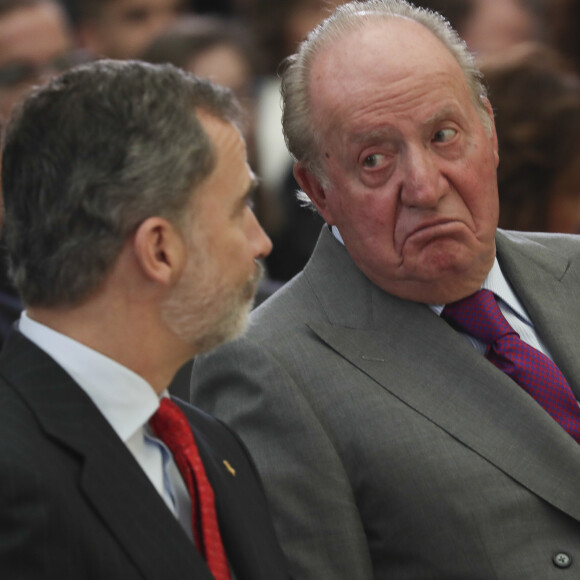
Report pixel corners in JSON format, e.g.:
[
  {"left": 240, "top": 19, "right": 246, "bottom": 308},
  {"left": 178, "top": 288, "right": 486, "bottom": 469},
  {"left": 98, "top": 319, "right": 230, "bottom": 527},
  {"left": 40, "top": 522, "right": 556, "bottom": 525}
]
[
  {"left": 305, "top": 227, "right": 580, "bottom": 523},
  {"left": 176, "top": 399, "right": 288, "bottom": 580},
  {"left": 495, "top": 230, "right": 580, "bottom": 398},
  {"left": 195, "top": 428, "right": 262, "bottom": 579},
  {"left": 0, "top": 332, "right": 214, "bottom": 580}
]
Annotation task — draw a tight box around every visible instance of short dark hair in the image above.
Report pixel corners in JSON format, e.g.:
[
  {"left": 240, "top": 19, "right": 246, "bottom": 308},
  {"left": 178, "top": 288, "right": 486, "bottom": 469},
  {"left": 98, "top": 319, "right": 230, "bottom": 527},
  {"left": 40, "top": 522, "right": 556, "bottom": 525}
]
[{"left": 2, "top": 59, "right": 242, "bottom": 307}]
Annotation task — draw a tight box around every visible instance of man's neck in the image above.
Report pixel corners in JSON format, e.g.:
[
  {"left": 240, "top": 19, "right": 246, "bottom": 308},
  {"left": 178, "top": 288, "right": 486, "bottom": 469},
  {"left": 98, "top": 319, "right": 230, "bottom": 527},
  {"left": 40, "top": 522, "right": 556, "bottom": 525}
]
[{"left": 27, "top": 299, "right": 190, "bottom": 395}]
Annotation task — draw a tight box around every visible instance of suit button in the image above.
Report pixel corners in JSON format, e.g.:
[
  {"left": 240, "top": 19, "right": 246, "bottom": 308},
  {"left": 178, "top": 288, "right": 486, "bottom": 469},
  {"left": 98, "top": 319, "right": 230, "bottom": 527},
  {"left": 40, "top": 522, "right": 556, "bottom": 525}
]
[{"left": 553, "top": 552, "right": 572, "bottom": 569}]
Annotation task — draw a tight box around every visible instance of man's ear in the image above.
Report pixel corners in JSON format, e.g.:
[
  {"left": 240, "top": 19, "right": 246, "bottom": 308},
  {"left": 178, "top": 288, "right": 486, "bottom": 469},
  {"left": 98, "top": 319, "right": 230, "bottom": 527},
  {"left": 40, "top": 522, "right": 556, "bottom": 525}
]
[
  {"left": 293, "top": 162, "right": 336, "bottom": 225},
  {"left": 132, "top": 217, "right": 186, "bottom": 286}
]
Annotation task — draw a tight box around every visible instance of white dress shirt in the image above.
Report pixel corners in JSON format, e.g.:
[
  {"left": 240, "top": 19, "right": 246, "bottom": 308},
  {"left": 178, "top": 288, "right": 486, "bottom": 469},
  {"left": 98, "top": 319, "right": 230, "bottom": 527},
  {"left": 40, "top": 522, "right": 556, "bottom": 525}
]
[{"left": 18, "top": 312, "right": 193, "bottom": 542}]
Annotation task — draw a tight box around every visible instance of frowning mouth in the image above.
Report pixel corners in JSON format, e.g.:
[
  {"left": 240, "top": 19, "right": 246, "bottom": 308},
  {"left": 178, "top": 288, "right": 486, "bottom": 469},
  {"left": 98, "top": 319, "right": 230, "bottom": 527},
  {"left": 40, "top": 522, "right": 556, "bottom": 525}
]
[{"left": 407, "top": 218, "right": 458, "bottom": 239}]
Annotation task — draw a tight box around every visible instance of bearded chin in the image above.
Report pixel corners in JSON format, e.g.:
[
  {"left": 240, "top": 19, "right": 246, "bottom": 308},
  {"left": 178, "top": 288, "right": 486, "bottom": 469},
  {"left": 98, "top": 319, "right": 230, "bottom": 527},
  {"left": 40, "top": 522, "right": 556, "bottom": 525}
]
[
  {"left": 162, "top": 261, "right": 264, "bottom": 355},
  {"left": 194, "top": 265, "right": 263, "bottom": 353}
]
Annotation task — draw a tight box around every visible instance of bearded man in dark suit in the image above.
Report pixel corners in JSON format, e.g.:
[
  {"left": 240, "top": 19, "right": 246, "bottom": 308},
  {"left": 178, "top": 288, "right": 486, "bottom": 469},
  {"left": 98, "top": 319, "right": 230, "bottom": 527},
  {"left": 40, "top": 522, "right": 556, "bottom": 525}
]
[{"left": 0, "top": 59, "right": 289, "bottom": 580}]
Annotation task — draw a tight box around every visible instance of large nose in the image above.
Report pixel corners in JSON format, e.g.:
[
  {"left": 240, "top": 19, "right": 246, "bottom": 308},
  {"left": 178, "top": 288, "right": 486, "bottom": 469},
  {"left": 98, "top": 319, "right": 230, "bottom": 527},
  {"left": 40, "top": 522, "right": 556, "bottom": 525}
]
[
  {"left": 400, "top": 144, "right": 446, "bottom": 209},
  {"left": 249, "top": 210, "right": 273, "bottom": 260}
]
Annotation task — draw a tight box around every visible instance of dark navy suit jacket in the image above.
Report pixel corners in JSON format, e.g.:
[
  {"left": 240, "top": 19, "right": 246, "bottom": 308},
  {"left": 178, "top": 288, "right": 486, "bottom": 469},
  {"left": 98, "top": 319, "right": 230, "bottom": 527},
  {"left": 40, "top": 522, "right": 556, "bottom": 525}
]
[{"left": 0, "top": 330, "right": 290, "bottom": 579}]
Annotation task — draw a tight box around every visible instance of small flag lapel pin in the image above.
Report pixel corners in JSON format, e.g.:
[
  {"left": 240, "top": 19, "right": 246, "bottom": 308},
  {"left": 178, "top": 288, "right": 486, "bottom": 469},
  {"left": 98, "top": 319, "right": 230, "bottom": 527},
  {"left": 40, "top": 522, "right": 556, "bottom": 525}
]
[{"left": 223, "top": 460, "right": 236, "bottom": 477}]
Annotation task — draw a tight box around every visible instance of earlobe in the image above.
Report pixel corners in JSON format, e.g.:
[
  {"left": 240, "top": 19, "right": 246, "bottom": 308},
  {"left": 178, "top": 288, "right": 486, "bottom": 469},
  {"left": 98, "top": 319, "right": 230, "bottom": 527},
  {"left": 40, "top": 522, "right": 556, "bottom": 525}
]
[
  {"left": 133, "top": 217, "right": 185, "bottom": 286},
  {"left": 293, "top": 162, "right": 335, "bottom": 224}
]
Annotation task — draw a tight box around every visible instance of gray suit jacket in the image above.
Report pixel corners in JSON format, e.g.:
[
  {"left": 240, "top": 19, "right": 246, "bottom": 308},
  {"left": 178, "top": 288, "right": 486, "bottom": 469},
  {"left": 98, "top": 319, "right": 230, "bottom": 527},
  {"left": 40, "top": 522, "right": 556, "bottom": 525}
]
[
  {"left": 191, "top": 227, "right": 580, "bottom": 579},
  {"left": 0, "top": 330, "right": 290, "bottom": 579}
]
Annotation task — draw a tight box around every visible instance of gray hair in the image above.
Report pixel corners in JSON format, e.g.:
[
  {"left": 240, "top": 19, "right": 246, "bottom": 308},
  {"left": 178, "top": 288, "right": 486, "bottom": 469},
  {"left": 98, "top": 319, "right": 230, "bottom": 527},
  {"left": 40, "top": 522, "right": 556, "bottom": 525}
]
[
  {"left": 281, "top": 0, "right": 491, "bottom": 190},
  {"left": 1, "top": 59, "right": 242, "bottom": 307}
]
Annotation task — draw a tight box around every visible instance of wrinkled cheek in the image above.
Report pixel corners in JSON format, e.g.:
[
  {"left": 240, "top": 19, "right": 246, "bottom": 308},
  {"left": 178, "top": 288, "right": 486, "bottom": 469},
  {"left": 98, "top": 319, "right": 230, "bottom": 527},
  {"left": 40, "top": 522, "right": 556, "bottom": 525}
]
[{"left": 478, "top": 196, "right": 500, "bottom": 238}]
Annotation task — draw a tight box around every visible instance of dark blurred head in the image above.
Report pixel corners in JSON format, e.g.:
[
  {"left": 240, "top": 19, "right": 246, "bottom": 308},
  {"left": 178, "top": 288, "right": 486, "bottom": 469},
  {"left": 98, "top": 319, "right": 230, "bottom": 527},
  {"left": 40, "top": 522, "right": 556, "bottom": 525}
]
[
  {"left": 0, "top": 0, "right": 73, "bottom": 124},
  {"left": 481, "top": 43, "right": 580, "bottom": 233},
  {"left": 412, "top": 0, "right": 475, "bottom": 34},
  {"left": 250, "top": 0, "right": 349, "bottom": 74},
  {"left": 550, "top": 0, "right": 580, "bottom": 75},
  {"left": 62, "top": 0, "right": 187, "bottom": 59},
  {"left": 142, "top": 15, "right": 257, "bottom": 105},
  {"left": 461, "top": 0, "right": 546, "bottom": 60}
]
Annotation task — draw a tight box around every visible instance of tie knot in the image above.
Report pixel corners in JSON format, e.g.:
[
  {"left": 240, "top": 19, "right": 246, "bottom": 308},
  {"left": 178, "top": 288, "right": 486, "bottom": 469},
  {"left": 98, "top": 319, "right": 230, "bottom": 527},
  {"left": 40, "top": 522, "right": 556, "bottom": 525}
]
[
  {"left": 442, "top": 289, "right": 515, "bottom": 345},
  {"left": 149, "top": 397, "right": 192, "bottom": 453}
]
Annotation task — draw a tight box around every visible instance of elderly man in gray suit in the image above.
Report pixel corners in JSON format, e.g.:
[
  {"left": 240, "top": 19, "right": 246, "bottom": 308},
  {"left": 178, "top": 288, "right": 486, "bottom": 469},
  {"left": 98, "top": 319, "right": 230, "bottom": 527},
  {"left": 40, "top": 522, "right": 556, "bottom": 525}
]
[{"left": 191, "top": 1, "right": 580, "bottom": 578}]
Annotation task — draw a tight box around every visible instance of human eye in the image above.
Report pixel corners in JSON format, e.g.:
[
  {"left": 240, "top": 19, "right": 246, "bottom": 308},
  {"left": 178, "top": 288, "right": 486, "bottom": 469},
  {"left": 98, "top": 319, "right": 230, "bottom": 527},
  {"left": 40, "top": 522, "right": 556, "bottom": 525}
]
[
  {"left": 232, "top": 180, "right": 258, "bottom": 218},
  {"left": 244, "top": 193, "right": 255, "bottom": 211},
  {"left": 232, "top": 194, "right": 252, "bottom": 218},
  {"left": 362, "top": 153, "right": 387, "bottom": 168},
  {"left": 432, "top": 127, "right": 457, "bottom": 143}
]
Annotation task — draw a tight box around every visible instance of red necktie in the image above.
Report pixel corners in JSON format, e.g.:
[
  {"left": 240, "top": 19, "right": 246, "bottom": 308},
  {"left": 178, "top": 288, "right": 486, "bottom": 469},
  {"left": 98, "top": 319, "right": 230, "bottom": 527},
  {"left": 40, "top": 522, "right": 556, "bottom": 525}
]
[
  {"left": 150, "top": 398, "right": 231, "bottom": 580},
  {"left": 442, "top": 289, "right": 580, "bottom": 444}
]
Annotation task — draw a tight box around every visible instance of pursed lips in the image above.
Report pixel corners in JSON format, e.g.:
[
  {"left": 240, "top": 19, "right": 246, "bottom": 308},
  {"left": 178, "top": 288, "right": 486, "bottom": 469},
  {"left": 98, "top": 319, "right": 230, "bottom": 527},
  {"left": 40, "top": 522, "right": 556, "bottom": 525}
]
[
  {"left": 407, "top": 217, "right": 458, "bottom": 239},
  {"left": 398, "top": 217, "right": 461, "bottom": 251}
]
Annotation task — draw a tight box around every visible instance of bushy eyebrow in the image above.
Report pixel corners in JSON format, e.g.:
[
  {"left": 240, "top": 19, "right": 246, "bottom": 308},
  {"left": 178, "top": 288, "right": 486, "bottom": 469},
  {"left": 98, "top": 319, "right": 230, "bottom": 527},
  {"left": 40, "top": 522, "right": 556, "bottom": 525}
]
[
  {"left": 351, "top": 127, "right": 399, "bottom": 145},
  {"left": 351, "top": 105, "right": 463, "bottom": 142},
  {"left": 423, "top": 105, "right": 463, "bottom": 128}
]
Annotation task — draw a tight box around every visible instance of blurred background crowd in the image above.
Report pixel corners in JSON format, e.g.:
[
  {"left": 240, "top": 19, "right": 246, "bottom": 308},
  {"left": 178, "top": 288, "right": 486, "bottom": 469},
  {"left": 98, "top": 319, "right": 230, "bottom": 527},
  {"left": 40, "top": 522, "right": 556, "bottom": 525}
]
[{"left": 1, "top": 0, "right": 580, "bottom": 349}]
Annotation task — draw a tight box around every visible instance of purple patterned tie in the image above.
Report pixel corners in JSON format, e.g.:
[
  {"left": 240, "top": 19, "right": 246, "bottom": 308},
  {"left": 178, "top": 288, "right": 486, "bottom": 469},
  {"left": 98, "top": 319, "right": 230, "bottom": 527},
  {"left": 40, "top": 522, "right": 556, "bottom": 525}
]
[{"left": 442, "top": 289, "right": 580, "bottom": 443}]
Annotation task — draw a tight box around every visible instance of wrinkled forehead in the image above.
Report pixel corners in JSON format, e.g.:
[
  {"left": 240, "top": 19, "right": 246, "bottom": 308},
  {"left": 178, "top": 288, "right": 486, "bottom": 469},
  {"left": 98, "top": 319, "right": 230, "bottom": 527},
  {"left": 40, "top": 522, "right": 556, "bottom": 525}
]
[
  {"left": 306, "top": 15, "right": 478, "bottom": 157},
  {"left": 311, "top": 16, "right": 461, "bottom": 99}
]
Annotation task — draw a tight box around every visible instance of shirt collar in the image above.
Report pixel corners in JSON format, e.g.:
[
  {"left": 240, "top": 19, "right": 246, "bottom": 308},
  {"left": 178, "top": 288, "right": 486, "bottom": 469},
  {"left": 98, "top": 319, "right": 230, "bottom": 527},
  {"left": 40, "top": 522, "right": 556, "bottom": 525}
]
[
  {"left": 480, "top": 258, "right": 530, "bottom": 323},
  {"left": 430, "top": 258, "right": 530, "bottom": 323},
  {"left": 18, "top": 311, "right": 161, "bottom": 442}
]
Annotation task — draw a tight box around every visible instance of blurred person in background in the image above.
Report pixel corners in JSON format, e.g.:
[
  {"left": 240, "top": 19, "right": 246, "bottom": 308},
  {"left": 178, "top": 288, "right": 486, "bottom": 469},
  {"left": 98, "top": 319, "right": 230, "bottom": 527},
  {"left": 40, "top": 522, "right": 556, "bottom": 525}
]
[
  {"left": 61, "top": 0, "right": 188, "bottom": 60},
  {"left": 184, "top": 0, "right": 237, "bottom": 16},
  {"left": 411, "top": 0, "right": 476, "bottom": 34},
  {"left": 461, "top": 0, "right": 546, "bottom": 60},
  {"left": 480, "top": 42, "right": 580, "bottom": 234},
  {"left": 0, "top": 0, "right": 78, "bottom": 347},
  {"left": 141, "top": 15, "right": 260, "bottom": 166},
  {"left": 0, "top": 0, "right": 73, "bottom": 127},
  {"left": 549, "top": 0, "right": 580, "bottom": 75},
  {"left": 249, "top": 0, "right": 349, "bottom": 282}
]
